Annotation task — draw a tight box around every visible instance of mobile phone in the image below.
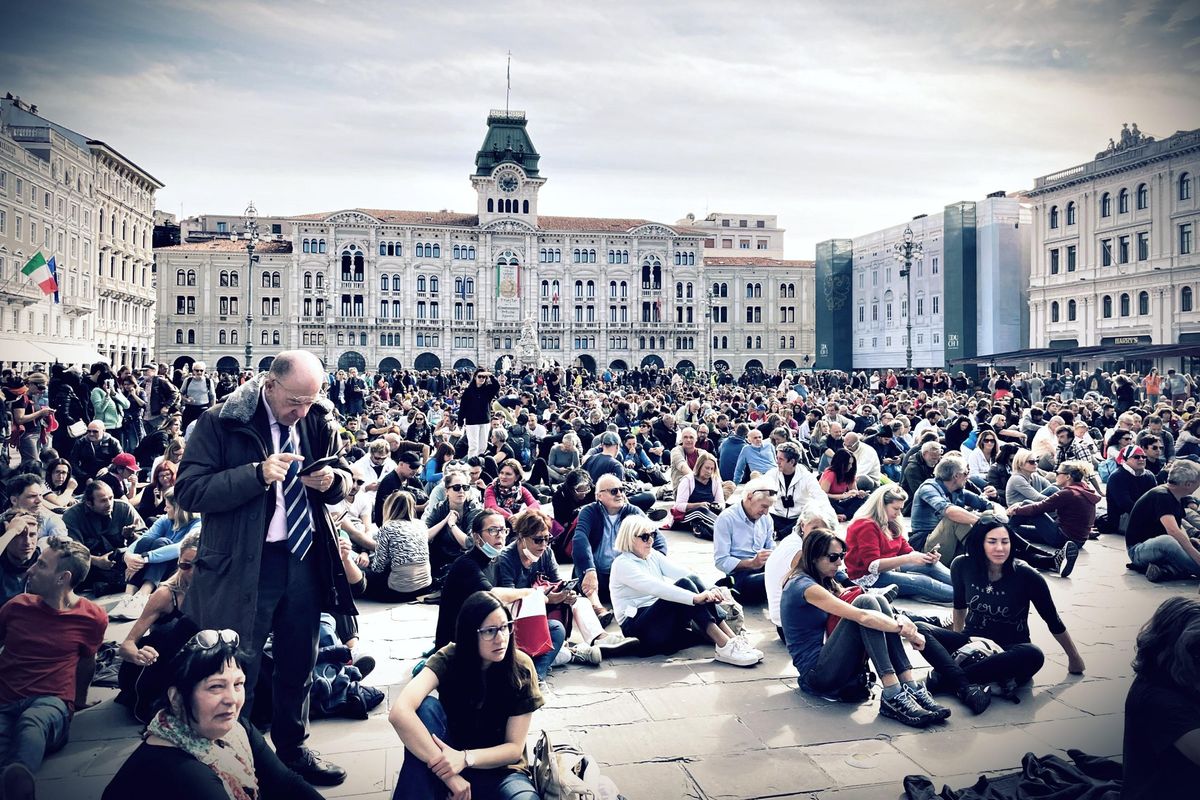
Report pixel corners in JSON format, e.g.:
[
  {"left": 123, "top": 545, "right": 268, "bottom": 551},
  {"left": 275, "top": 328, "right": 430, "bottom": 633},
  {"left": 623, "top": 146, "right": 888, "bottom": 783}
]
[
  {"left": 556, "top": 579, "right": 580, "bottom": 592},
  {"left": 298, "top": 455, "right": 340, "bottom": 476}
]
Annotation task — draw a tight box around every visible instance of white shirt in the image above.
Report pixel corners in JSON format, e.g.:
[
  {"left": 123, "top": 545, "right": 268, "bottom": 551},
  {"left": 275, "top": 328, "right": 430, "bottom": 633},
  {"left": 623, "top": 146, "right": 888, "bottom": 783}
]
[
  {"left": 765, "top": 532, "right": 804, "bottom": 627},
  {"left": 263, "top": 391, "right": 298, "bottom": 543},
  {"left": 765, "top": 466, "right": 833, "bottom": 521},
  {"left": 851, "top": 442, "right": 881, "bottom": 482}
]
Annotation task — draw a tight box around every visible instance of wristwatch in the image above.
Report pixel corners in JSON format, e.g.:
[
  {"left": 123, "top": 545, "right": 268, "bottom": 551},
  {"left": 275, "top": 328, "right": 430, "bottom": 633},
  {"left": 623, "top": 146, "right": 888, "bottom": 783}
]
[{"left": 463, "top": 749, "right": 475, "bottom": 768}]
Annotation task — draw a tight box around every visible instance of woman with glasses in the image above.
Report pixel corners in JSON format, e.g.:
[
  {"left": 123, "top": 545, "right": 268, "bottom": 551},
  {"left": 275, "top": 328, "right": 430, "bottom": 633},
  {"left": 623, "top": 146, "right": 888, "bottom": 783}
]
[
  {"left": 845, "top": 486, "right": 953, "bottom": 604},
  {"left": 1005, "top": 447, "right": 1058, "bottom": 505},
  {"left": 136, "top": 460, "right": 178, "bottom": 523},
  {"left": 484, "top": 459, "right": 541, "bottom": 520},
  {"left": 422, "top": 468, "right": 483, "bottom": 587},
  {"left": 610, "top": 515, "right": 759, "bottom": 666},
  {"left": 780, "top": 529, "right": 948, "bottom": 728},
  {"left": 105, "top": 627, "right": 323, "bottom": 800},
  {"left": 116, "top": 532, "right": 200, "bottom": 722},
  {"left": 390, "top": 591, "right": 543, "bottom": 800},
  {"left": 1007, "top": 460, "right": 1099, "bottom": 557},
  {"left": 110, "top": 488, "right": 203, "bottom": 621},
  {"left": 364, "top": 491, "right": 432, "bottom": 602},
  {"left": 41, "top": 457, "right": 78, "bottom": 511}
]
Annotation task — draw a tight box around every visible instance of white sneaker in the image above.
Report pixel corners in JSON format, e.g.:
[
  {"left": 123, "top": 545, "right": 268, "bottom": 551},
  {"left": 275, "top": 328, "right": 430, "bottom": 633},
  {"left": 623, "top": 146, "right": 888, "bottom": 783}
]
[
  {"left": 569, "top": 643, "right": 602, "bottom": 666},
  {"left": 734, "top": 633, "right": 763, "bottom": 660},
  {"left": 715, "top": 639, "right": 760, "bottom": 667}
]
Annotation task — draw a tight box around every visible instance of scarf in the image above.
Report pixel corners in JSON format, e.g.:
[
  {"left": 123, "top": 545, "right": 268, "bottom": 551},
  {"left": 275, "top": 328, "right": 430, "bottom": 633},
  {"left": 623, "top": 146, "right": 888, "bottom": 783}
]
[
  {"left": 147, "top": 709, "right": 258, "bottom": 800},
  {"left": 490, "top": 479, "right": 523, "bottom": 513}
]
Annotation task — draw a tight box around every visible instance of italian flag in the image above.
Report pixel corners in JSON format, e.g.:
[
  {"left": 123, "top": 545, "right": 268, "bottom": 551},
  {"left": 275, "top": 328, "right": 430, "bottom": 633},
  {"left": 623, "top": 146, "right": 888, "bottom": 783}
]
[{"left": 21, "top": 252, "right": 57, "bottom": 296}]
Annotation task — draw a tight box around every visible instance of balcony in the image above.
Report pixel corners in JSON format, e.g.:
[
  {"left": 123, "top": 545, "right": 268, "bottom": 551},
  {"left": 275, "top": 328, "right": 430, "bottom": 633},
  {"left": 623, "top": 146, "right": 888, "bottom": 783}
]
[
  {"left": 0, "top": 280, "right": 43, "bottom": 307},
  {"left": 61, "top": 293, "right": 97, "bottom": 317}
]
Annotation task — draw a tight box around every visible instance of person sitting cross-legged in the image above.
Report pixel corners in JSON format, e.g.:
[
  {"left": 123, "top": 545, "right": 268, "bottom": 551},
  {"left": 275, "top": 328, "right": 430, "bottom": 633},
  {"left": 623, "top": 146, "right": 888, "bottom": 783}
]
[
  {"left": 844, "top": 485, "right": 953, "bottom": 604},
  {"left": 1126, "top": 458, "right": 1200, "bottom": 583}
]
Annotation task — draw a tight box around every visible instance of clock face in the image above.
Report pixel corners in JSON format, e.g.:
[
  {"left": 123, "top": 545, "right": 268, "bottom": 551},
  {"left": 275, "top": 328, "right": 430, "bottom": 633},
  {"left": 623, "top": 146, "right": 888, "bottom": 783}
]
[{"left": 498, "top": 174, "right": 519, "bottom": 193}]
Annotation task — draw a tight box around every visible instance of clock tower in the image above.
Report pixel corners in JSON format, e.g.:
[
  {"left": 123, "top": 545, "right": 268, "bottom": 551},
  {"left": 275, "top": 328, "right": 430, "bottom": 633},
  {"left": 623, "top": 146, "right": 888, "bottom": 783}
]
[{"left": 472, "top": 110, "right": 545, "bottom": 226}]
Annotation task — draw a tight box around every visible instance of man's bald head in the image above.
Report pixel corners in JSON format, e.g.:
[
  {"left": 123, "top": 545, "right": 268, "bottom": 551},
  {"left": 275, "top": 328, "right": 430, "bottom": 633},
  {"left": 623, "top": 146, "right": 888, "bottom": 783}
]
[{"left": 265, "top": 351, "right": 325, "bottom": 426}]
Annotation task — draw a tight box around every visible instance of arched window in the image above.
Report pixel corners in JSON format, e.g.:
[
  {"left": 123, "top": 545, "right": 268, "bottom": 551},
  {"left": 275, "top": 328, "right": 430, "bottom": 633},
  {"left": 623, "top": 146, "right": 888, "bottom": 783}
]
[
  {"left": 417, "top": 275, "right": 426, "bottom": 292},
  {"left": 1138, "top": 291, "right": 1150, "bottom": 315},
  {"left": 1137, "top": 183, "right": 1149, "bottom": 210},
  {"left": 230, "top": 330, "right": 237, "bottom": 344},
  {"left": 468, "top": 246, "right": 475, "bottom": 260},
  {"left": 1181, "top": 172, "right": 1193, "bottom": 201},
  {"left": 318, "top": 239, "right": 326, "bottom": 253},
  {"left": 393, "top": 275, "right": 402, "bottom": 291},
  {"left": 220, "top": 271, "right": 229, "bottom": 287},
  {"left": 187, "top": 329, "right": 195, "bottom": 344},
  {"left": 676, "top": 282, "right": 684, "bottom": 299},
  {"left": 416, "top": 243, "right": 425, "bottom": 258},
  {"left": 686, "top": 282, "right": 693, "bottom": 299},
  {"left": 261, "top": 330, "right": 269, "bottom": 344},
  {"left": 430, "top": 276, "right": 439, "bottom": 293},
  {"left": 273, "top": 331, "right": 281, "bottom": 345},
  {"left": 1066, "top": 201, "right": 1076, "bottom": 225},
  {"left": 1118, "top": 188, "right": 1130, "bottom": 214},
  {"left": 432, "top": 244, "right": 440, "bottom": 258},
  {"left": 1050, "top": 301, "right": 1060, "bottom": 322},
  {"left": 1068, "top": 299, "right": 1077, "bottom": 321},
  {"left": 1120, "top": 293, "right": 1131, "bottom": 317},
  {"left": 175, "top": 329, "right": 183, "bottom": 344},
  {"left": 1103, "top": 295, "right": 1113, "bottom": 318},
  {"left": 379, "top": 242, "right": 387, "bottom": 256},
  {"left": 304, "top": 272, "right": 312, "bottom": 290},
  {"left": 755, "top": 336, "right": 762, "bottom": 348},
  {"left": 272, "top": 272, "right": 281, "bottom": 288},
  {"left": 314, "top": 274, "right": 321, "bottom": 289},
  {"left": 176, "top": 269, "right": 185, "bottom": 286},
  {"left": 487, "top": 198, "right": 494, "bottom": 212},
  {"left": 746, "top": 336, "right": 753, "bottom": 348},
  {"left": 381, "top": 274, "right": 390, "bottom": 291},
  {"left": 1049, "top": 205, "right": 1059, "bottom": 229},
  {"left": 1101, "top": 192, "right": 1112, "bottom": 217},
  {"left": 1183, "top": 286, "right": 1194, "bottom": 312}
]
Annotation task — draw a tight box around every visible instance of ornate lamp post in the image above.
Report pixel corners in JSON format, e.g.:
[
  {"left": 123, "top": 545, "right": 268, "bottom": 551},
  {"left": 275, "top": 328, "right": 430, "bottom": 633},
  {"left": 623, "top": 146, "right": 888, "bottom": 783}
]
[
  {"left": 705, "top": 288, "right": 716, "bottom": 373},
  {"left": 243, "top": 201, "right": 260, "bottom": 373},
  {"left": 893, "top": 225, "right": 923, "bottom": 373}
]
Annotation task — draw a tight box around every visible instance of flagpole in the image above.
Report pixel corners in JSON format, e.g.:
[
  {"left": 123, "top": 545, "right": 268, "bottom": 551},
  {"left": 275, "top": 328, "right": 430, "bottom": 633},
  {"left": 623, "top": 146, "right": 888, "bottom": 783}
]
[{"left": 506, "top": 51, "right": 511, "bottom": 115}]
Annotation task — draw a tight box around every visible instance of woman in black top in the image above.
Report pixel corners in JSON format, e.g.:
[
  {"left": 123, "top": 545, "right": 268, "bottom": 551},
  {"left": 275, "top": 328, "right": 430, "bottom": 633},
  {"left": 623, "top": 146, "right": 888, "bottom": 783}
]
[
  {"left": 104, "top": 629, "right": 321, "bottom": 800},
  {"left": 985, "top": 442, "right": 1020, "bottom": 499},
  {"left": 1122, "top": 596, "right": 1200, "bottom": 800},
  {"left": 944, "top": 416, "right": 974, "bottom": 453},
  {"left": 922, "top": 516, "right": 1084, "bottom": 693}
]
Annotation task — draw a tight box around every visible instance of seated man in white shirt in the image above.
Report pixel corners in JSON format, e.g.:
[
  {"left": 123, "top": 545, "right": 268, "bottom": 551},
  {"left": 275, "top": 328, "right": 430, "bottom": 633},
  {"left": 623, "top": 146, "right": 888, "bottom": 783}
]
[
  {"left": 764, "top": 442, "right": 834, "bottom": 539},
  {"left": 764, "top": 503, "right": 838, "bottom": 641}
]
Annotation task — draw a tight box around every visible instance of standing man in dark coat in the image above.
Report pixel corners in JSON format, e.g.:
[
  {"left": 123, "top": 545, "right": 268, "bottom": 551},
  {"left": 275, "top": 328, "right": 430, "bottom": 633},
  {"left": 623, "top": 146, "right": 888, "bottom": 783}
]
[{"left": 174, "top": 351, "right": 354, "bottom": 786}]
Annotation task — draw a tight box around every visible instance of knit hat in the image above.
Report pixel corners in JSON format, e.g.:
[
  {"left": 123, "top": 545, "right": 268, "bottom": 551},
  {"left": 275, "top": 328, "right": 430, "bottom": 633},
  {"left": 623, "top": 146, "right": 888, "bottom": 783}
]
[{"left": 1116, "top": 445, "right": 1145, "bottom": 465}]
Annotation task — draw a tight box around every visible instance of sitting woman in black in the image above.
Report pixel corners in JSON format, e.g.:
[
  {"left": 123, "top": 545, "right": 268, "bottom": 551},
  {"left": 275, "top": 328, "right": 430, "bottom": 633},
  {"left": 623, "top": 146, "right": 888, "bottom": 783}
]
[
  {"left": 104, "top": 629, "right": 321, "bottom": 800},
  {"left": 923, "top": 516, "right": 1085, "bottom": 696},
  {"left": 1122, "top": 596, "right": 1200, "bottom": 800}
]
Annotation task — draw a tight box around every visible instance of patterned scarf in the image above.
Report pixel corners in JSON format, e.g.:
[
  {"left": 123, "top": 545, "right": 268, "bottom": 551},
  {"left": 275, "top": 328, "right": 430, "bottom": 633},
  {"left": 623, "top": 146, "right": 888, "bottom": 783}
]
[
  {"left": 147, "top": 709, "right": 258, "bottom": 800},
  {"left": 490, "top": 479, "right": 523, "bottom": 514}
]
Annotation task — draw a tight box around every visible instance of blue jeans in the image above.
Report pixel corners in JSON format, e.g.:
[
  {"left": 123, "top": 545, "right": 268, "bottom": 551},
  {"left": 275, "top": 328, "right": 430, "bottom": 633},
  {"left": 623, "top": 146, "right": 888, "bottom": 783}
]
[
  {"left": 1012, "top": 510, "right": 1067, "bottom": 548},
  {"left": 731, "top": 568, "right": 767, "bottom": 604},
  {"left": 394, "top": 696, "right": 539, "bottom": 800},
  {"left": 0, "top": 696, "right": 71, "bottom": 771},
  {"left": 131, "top": 535, "right": 177, "bottom": 587},
  {"left": 1129, "top": 535, "right": 1200, "bottom": 578},
  {"left": 531, "top": 619, "right": 566, "bottom": 681},
  {"left": 872, "top": 560, "right": 954, "bottom": 603}
]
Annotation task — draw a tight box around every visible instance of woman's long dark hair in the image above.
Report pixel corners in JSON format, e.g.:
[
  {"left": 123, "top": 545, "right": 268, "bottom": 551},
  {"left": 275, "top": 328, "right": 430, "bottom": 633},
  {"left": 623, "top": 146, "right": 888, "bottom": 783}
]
[
  {"left": 1131, "top": 596, "right": 1200, "bottom": 695},
  {"left": 45, "top": 458, "right": 73, "bottom": 493},
  {"left": 785, "top": 528, "right": 845, "bottom": 594},
  {"left": 829, "top": 450, "right": 856, "bottom": 484},
  {"left": 944, "top": 416, "right": 973, "bottom": 451},
  {"left": 448, "top": 591, "right": 531, "bottom": 713},
  {"left": 961, "top": 515, "right": 1016, "bottom": 578},
  {"left": 995, "top": 442, "right": 1020, "bottom": 471}
]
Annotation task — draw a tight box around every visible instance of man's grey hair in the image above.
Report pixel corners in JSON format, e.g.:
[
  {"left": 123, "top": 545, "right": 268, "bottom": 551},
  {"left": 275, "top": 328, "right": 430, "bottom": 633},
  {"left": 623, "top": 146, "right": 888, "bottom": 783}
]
[
  {"left": 798, "top": 502, "right": 837, "bottom": 531},
  {"left": 934, "top": 455, "right": 968, "bottom": 482},
  {"left": 1167, "top": 459, "right": 1200, "bottom": 487},
  {"left": 921, "top": 440, "right": 944, "bottom": 457}
]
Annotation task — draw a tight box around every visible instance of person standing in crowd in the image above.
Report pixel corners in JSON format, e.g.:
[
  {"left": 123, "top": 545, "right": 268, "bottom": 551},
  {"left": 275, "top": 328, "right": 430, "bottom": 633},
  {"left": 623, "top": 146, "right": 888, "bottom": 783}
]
[
  {"left": 460, "top": 369, "right": 500, "bottom": 457},
  {"left": 9, "top": 373, "right": 53, "bottom": 463},
  {"left": 178, "top": 362, "right": 216, "bottom": 429},
  {"left": 140, "top": 363, "right": 179, "bottom": 434},
  {"left": 174, "top": 350, "right": 354, "bottom": 786}
]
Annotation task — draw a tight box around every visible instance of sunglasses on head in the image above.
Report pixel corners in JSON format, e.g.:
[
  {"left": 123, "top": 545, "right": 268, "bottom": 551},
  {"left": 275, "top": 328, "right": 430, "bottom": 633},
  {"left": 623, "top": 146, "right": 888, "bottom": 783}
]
[{"left": 187, "top": 628, "right": 238, "bottom": 650}]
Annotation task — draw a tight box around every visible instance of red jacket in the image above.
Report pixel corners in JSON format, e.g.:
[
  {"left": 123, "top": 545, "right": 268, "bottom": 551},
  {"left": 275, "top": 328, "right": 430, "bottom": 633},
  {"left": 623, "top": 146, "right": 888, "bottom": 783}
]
[
  {"left": 845, "top": 518, "right": 913, "bottom": 580},
  {"left": 1010, "top": 482, "right": 1101, "bottom": 544}
]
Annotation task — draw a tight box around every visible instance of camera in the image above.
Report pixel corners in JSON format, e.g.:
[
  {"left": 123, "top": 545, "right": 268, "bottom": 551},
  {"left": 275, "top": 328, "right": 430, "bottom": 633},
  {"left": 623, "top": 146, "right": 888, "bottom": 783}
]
[{"left": 780, "top": 495, "right": 795, "bottom": 509}]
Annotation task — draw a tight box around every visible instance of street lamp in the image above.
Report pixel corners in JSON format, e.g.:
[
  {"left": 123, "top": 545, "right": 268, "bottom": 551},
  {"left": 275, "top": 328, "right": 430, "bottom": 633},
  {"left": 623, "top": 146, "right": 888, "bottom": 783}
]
[
  {"left": 705, "top": 288, "right": 716, "bottom": 374},
  {"left": 893, "top": 225, "right": 924, "bottom": 373},
  {"left": 244, "top": 201, "right": 260, "bottom": 373}
]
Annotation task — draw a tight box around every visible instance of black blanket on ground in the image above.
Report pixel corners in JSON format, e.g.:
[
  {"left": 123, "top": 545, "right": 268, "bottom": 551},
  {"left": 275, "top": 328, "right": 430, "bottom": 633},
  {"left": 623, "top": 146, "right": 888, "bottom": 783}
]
[{"left": 903, "top": 750, "right": 1122, "bottom": 800}]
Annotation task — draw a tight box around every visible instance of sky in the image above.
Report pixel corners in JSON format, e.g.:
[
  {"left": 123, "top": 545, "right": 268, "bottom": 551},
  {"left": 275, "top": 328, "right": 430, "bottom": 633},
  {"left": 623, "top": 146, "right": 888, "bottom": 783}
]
[{"left": 3, "top": 0, "right": 1199, "bottom": 256}]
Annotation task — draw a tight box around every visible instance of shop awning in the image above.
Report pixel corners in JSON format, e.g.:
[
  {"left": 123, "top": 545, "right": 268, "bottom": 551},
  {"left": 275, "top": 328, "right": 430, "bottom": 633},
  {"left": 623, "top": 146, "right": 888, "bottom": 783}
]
[
  {"left": 41, "top": 342, "right": 106, "bottom": 365},
  {"left": 0, "top": 336, "right": 56, "bottom": 364}
]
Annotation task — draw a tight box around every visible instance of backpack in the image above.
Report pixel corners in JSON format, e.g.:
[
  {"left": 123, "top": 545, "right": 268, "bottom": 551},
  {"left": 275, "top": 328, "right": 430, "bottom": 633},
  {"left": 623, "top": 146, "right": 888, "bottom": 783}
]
[{"left": 530, "top": 731, "right": 625, "bottom": 800}]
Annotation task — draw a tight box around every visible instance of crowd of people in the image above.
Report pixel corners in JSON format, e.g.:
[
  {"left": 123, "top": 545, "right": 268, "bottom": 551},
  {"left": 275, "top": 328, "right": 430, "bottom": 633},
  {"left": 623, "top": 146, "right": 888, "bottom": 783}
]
[{"left": 0, "top": 357, "right": 1198, "bottom": 798}]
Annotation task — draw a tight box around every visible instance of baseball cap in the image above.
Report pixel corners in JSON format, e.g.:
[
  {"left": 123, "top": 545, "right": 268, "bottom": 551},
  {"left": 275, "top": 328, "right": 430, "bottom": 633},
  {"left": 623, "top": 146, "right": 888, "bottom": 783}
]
[
  {"left": 599, "top": 432, "right": 620, "bottom": 447},
  {"left": 396, "top": 451, "right": 421, "bottom": 468},
  {"left": 112, "top": 453, "right": 138, "bottom": 471}
]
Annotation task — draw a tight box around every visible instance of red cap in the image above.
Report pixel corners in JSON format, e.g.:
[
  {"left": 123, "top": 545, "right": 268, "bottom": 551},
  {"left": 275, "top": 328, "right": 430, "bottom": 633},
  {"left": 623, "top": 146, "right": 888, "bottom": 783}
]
[{"left": 112, "top": 453, "right": 138, "bottom": 471}]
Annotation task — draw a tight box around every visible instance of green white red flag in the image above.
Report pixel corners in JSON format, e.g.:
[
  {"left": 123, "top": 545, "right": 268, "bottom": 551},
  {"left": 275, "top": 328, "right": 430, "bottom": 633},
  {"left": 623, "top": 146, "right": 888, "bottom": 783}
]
[{"left": 20, "top": 252, "right": 57, "bottom": 296}]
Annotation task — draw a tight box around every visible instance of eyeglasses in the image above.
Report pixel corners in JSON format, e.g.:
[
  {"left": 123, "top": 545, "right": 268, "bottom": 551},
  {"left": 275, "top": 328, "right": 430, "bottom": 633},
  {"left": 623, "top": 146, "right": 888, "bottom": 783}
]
[
  {"left": 353, "top": 479, "right": 365, "bottom": 486},
  {"left": 482, "top": 525, "right": 507, "bottom": 536},
  {"left": 477, "top": 621, "right": 514, "bottom": 641},
  {"left": 825, "top": 551, "right": 846, "bottom": 563},
  {"left": 525, "top": 535, "right": 552, "bottom": 545},
  {"left": 448, "top": 484, "right": 469, "bottom": 492},
  {"left": 601, "top": 487, "right": 625, "bottom": 496},
  {"left": 177, "top": 561, "right": 195, "bottom": 571},
  {"left": 187, "top": 629, "right": 238, "bottom": 650},
  {"left": 634, "top": 532, "right": 656, "bottom": 543}
]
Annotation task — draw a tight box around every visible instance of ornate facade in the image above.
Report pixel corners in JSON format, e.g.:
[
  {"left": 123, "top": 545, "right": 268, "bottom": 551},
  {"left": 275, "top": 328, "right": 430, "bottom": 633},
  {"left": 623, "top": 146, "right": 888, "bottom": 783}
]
[{"left": 155, "top": 110, "right": 816, "bottom": 376}]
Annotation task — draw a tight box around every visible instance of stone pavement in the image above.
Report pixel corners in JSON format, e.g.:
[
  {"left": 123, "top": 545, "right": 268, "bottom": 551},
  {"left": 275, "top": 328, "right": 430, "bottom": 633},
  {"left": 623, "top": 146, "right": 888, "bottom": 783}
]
[{"left": 37, "top": 523, "right": 1189, "bottom": 800}]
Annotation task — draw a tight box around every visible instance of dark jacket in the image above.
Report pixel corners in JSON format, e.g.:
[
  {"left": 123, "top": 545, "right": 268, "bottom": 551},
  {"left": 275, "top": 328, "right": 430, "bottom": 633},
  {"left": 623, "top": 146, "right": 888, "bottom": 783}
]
[
  {"left": 174, "top": 373, "right": 355, "bottom": 637},
  {"left": 900, "top": 457, "right": 935, "bottom": 516},
  {"left": 572, "top": 502, "right": 664, "bottom": 577},
  {"left": 1105, "top": 467, "right": 1158, "bottom": 522},
  {"left": 459, "top": 376, "right": 499, "bottom": 425}
]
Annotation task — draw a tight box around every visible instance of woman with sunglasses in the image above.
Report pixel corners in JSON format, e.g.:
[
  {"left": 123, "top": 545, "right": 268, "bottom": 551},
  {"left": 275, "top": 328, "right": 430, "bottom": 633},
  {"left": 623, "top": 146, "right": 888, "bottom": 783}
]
[
  {"left": 390, "top": 591, "right": 543, "bottom": 800},
  {"left": 116, "top": 532, "right": 200, "bottom": 722},
  {"left": 1005, "top": 447, "right": 1058, "bottom": 505},
  {"left": 609, "top": 515, "right": 759, "bottom": 666},
  {"left": 422, "top": 468, "right": 483, "bottom": 587},
  {"left": 966, "top": 430, "right": 999, "bottom": 485},
  {"left": 845, "top": 486, "right": 953, "bottom": 604},
  {"left": 780, "top": 530, "right": 948, "bottom": 728},
  {"left": 110, "top": 488, "right": 203, "bottom": 621},
  {"left": 105, "top": 627, "right": 323, "bottom": 800}
]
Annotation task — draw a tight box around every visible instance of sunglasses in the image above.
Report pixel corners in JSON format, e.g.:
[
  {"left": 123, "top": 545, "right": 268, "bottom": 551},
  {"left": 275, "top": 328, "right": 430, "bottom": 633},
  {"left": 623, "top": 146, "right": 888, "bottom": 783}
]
[
  {"left": 177, "top": 561, "right": 195, "bottom": 571},
  {"left": 634, "top": 533, "right": 656, "bottom": 543},
  {"left": 187, "top": 628, "right": 238, "bottom": 650},
  {"left": 478, "top": 621, "right": 514, "bottom": 641},
  {"left": 601, "top": 487, "right": 625, "bottom": 496},
  {"left": 448, "top": 484, "right": 469, "bottom": 492},
  {"left": 825, "top": 551, "right": 846, "bottom": 563},
  {"left": 525, "top": 535, "right": 552, "bottom": 545}
]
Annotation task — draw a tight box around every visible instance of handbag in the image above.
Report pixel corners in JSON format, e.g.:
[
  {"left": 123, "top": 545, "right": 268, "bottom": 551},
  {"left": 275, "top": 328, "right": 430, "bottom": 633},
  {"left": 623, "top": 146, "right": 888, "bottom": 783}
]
[
  {"left": 530, "top": 730, "right": 600, "bottom": 800},
  {"left": 512, "top": 591, "right": 554, "bottom": 658},
  {"left": 825, "top": 585, "right": 864, "bottom": 639},
  {"left": 67, "top": 420, "right": 88, "bottom": 438}
]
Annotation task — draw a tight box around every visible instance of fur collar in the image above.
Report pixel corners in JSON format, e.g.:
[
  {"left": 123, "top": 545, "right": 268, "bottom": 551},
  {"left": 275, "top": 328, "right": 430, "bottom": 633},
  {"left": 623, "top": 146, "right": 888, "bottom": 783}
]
[{"left": 218, "top": 372, "right": 334, "bottom": 425}]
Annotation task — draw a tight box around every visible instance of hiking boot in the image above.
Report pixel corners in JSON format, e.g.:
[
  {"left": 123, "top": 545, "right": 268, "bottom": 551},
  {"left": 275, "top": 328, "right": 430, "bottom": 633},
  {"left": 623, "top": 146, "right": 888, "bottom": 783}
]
[
  {"left": 569, "top": 643, "right": 602, "bottom": 666},
  {"left": 956, "top": 683, "right": 992, "bottom": 715},
  {"left": 1146, "top": 563, "right": 1178, "bottom": 583},
  {"left": 2, "top": 763, "right": 35, "bottom": 800},
  {"left": 714, "top": 638, "right": 760, "bottom": 667},
  {"left": 593, "top": 633, "right": 640, "bottom": 657},
  {"left": 908, "top": 683, "right": 951, "bottom": 721},
  {"left": 878, "top": 688, "right": 938, "bottom": 728},
  {"left": 1055, "top": 541, "right": 1080, "bottom": 578}
]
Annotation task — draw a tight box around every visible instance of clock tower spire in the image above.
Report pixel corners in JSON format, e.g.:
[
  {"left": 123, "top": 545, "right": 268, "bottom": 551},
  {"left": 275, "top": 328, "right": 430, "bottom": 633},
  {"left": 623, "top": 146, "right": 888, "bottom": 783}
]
[{"left": 472, "top": 109, "right": 545, "bottom": 226}]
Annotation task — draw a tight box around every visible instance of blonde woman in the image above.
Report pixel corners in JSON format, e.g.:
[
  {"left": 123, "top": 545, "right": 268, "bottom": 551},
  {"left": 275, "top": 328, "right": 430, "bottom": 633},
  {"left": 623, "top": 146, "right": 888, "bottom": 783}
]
[
  {"left": 844, "top": 485, "right": 952, "bottom": 603},
  {"left": 672, "top": 450, "right": 725, "bottom": 538}
]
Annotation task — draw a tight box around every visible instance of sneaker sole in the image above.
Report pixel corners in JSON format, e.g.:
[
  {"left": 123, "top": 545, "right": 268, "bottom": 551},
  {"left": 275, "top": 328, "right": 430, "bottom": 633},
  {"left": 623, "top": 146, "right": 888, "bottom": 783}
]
[
  {"left": 878, "top": 705, "right": 933, "bottom": 728},
  {"left": 714, "top": 654, "right": 759, "bottom": 667},
  {"left": 1059, "top": 542, "right": 1080, "bottom": 578},
  {"left": 596, "top": 640, "right": 641, "bottom": 657}
]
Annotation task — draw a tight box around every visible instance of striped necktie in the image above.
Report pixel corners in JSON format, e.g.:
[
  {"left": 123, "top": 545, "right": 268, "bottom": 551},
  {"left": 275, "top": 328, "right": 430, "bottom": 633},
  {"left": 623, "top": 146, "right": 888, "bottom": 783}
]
[{"left": 278, "top": 424, "right": 312, "bottom": 560}]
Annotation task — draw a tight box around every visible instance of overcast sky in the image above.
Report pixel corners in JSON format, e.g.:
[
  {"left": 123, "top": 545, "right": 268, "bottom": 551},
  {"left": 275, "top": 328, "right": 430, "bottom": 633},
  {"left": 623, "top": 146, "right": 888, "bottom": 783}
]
[{"left": 4, "top": 0, "right": 1198, "bottom": 255}]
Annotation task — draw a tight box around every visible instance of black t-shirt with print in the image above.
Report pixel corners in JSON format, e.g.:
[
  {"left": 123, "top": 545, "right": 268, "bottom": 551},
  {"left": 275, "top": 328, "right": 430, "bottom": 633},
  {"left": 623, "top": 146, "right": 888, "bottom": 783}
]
[
  {"left": 1123, "top": 675, "right": 1200, "bottom": 800},
  {"left": 951, "top": 558, "right": 1065, "bottom": 648}
]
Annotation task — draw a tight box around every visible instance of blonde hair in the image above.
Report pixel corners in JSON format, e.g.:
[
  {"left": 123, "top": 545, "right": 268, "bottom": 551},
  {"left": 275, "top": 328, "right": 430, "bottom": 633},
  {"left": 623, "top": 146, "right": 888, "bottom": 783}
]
[
  {"left": 615, "top": 514, "right": 659, "bottom": 554},
  {"left": 692, "top": 450, "right": 718, "bottom": 480},
  {"left": 852, "top": 484, "right": 907, "bottom": 539},
  {"left": 1013, "top": 448, "right": 1034, "bottom": 469}
]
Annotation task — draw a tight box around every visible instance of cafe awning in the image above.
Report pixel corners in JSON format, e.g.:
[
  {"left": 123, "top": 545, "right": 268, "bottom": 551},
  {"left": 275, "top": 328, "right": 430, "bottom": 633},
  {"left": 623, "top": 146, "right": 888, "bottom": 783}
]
[{"left": 0, "top": 336, "right": 56, "bottom": 364}]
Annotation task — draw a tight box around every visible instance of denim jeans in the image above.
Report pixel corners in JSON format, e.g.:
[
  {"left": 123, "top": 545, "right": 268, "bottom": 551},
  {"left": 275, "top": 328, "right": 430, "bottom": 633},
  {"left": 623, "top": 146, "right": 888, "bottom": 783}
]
[
  {"left": 872, "top": 560, "right": 954, "bottom": 603},
  {"left": 731, "top": 568, "right": 767, "bottom": 605},
  {"left": 0, "top": 696, "right": 71, "bottom": 771},
  {"left": 1012, "top": 510, "right": 1067, "bottom": 548},
  {"left": 1128, "top": 535, "right": 1200, "bottom": 578},
  {"left": 530, "top": 619, "right": 566, "bottom": 680},
  {"left": 803, "top": 594, "right": 912, "bottom": 696},
  {"left": 393, "top": 696, "right": 539, "bottom": 800},
  {"left": 131, "top": 535, "right": 177, "bottom": 587}
]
